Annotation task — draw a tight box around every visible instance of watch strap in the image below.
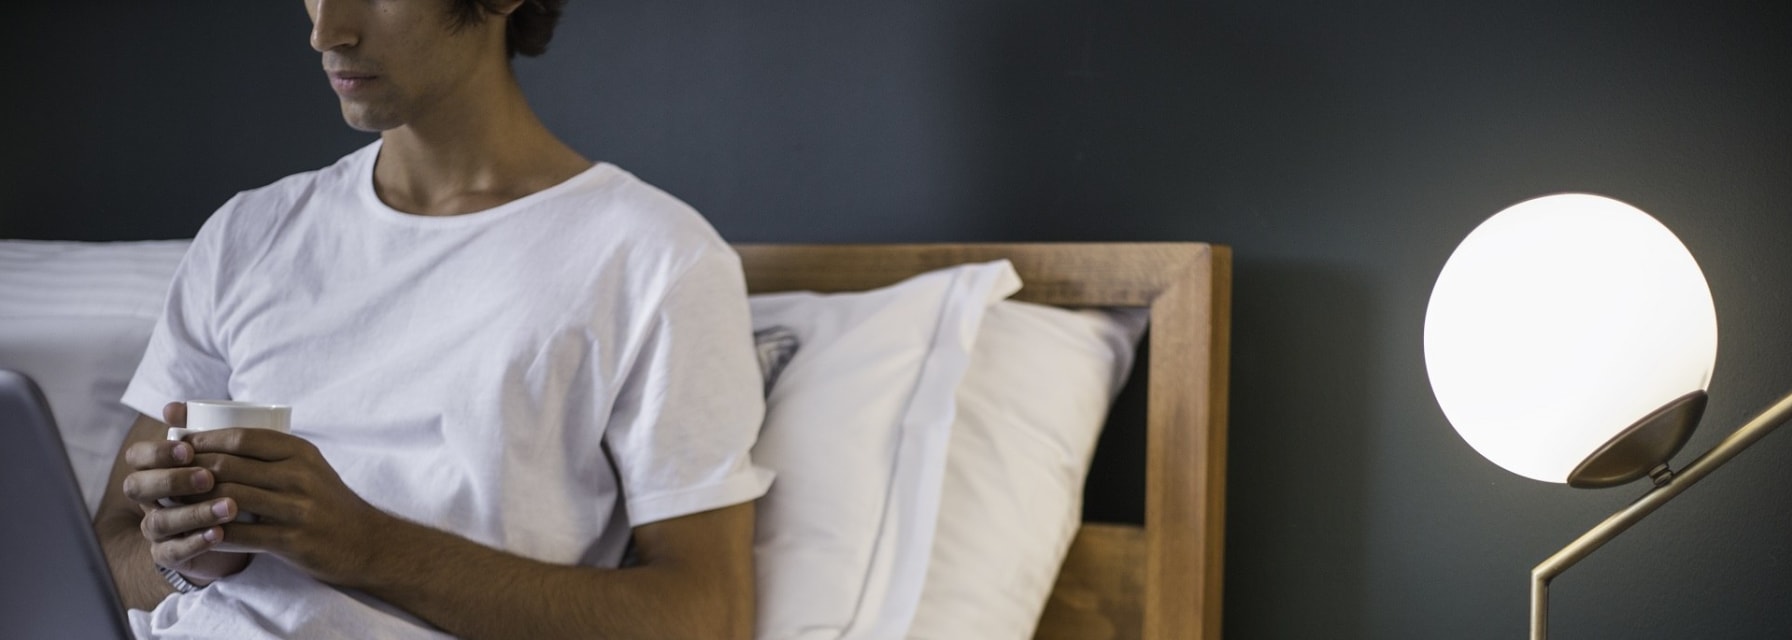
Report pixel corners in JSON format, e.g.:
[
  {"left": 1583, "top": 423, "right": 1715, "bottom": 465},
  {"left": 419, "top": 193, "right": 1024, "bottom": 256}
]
[{"left": 155, "top": 563, "right": 201, "bottom": 594}]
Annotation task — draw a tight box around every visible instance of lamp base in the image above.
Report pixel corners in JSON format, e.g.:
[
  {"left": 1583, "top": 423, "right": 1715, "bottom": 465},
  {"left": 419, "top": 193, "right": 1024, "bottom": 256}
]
[{"left": 1567, "top": 390, "right": 1707, "bottom": 488}]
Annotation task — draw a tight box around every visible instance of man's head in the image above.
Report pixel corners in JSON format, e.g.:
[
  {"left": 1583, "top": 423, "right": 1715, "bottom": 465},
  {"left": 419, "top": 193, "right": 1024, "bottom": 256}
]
[
  {"left": 306, "top": 0, "right": 568, "bottom": 132},
  {"left": 447, "top": 0, "right": 568, "bottom": 58}
]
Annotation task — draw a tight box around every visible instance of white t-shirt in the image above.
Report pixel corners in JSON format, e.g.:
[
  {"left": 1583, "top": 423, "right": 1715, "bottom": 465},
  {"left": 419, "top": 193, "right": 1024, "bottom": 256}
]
[{"left": 121, "top": 141, "right": 773, "bottom": 639}]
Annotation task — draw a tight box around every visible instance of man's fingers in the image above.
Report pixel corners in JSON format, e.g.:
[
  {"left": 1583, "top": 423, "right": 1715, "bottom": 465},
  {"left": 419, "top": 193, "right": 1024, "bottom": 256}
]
[
  {"left": 122, "top": 467, "right": 214, "bottom": 504},
  {"left": 210, "top": 482, "right": 306, "bottom": 523},
  {"left": 163, "top": 402, "right": 187, "bottom": 428},
  {"left": 141, "top": 499, "right": 235, "bottom": 542},
  {"left": 193, "top": 453, "right": 300, "bottom": 492},
  {"left": 210, "top": 522, "right": 279, "bottom": 555},
  {"left": 187, "top": 428, "right": 311, "bottom": 462},
  {"left": 150, "top": 526, "right": 224, "bottom": 569},
  {"left": 123, "top": 439, "right": 195, "bottom": 471}
]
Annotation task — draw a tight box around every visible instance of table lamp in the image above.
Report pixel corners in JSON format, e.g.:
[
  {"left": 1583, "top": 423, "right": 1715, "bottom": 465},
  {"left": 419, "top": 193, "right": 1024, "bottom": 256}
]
[{"left": 1423, "top": 193, "right": 1792, "bottom": 639}]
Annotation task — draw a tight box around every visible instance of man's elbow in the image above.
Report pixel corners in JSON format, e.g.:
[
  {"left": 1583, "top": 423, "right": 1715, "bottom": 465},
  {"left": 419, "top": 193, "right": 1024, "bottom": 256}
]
[
  {"left": 683, "top": 570, "right": 754, "bottom": 640},
  {"left": 708, "top": 597, "right": 755, "bottom": 640},
  {"left": 633, "top": 502, "right": 759, "bottom": 638}
]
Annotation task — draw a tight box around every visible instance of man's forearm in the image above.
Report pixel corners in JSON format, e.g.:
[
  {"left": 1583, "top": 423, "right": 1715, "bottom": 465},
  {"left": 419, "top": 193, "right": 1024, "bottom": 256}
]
[
  {"left": 95, "top": 510, "right": 176, "bottom": 611},
  {"left": 93, "top": 414, "right": 181, "bottom": 612},
  {"left": 343, "top": 516, "right": 751, "bottom": 640}
]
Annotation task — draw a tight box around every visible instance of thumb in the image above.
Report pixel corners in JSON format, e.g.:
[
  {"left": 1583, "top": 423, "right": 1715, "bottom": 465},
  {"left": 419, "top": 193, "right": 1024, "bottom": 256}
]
[{"left": 163, "top": 401, "right": 188, "bottom": 428}]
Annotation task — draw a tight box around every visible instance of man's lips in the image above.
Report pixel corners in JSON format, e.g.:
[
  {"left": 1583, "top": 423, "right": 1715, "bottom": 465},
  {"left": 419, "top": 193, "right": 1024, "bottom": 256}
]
[{"left": 327, "top": 71, "right": 378, "bottom": 95}]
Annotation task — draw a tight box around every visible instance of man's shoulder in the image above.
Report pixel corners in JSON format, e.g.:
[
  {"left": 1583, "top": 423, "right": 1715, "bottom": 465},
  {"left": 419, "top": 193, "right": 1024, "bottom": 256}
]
[
  {"left": 189, "top": 144, "right": 373, "bottom": 261},
  {"left": 555, "top": 164, "right": 733, "bottom": 258},
  {"left": 212, "top": 143, "right": 373, "bottom": 225},
  {"left": 239, "top": 143, "right": 372, "bottom": 208}
]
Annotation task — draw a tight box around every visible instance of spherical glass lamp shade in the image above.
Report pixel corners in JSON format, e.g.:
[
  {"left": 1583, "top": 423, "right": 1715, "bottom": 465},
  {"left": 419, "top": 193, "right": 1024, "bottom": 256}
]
[{"left": 1424, "top": 194, "right": 1717, "bottom": 485}]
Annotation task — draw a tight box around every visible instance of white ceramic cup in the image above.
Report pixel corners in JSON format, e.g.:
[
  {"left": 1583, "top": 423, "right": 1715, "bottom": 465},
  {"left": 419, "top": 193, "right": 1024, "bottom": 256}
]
[
  {"left": 167, "top": 400, "right": 291, "bottom": 441},
  {"left": 161, "top": 400, "right": 292, "bottom": 517}
]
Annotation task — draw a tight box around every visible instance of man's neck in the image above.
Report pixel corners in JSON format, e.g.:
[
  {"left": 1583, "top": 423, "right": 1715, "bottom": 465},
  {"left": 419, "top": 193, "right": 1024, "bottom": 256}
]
[{"left": 372, "top": 71, "right": 591, "bottom": 217}]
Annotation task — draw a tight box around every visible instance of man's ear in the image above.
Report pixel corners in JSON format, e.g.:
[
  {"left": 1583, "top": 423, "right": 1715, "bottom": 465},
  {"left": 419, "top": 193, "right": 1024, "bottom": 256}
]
[{"left": 487, "top": 0, "right": 526, "bottom": 17}]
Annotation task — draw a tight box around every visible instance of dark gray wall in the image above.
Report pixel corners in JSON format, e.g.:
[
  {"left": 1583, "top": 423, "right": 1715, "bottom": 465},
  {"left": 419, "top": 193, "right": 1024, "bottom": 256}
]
[{"left": 7, "top": 2, "right": 1790, "bottom": 638}]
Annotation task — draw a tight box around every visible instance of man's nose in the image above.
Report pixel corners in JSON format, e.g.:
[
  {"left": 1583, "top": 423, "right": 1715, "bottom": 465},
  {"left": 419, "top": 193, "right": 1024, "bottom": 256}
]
[{"left": 308, "top": 0, "right": 359, "bottom": 52}]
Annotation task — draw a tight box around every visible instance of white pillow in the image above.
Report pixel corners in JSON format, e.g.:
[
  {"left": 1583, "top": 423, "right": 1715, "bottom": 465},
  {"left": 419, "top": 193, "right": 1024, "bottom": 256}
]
[
  {"left": 749, "top": 260, "right": 1021, "bottom": 640},
  {"left": 0, "top": 240, "right": 192, "bottom": 514},
  {"left": 908, "top": 301, "right": 1149, "bottom": 639}
]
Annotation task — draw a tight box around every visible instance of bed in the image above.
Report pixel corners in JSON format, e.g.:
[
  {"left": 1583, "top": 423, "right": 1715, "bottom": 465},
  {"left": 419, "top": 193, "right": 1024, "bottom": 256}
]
[
  {"left": 737, "top": 243, "right": 1232, "bottom": 640},
  {"left": 0, "top": 239, "right": 1230, "bottom": 639}
]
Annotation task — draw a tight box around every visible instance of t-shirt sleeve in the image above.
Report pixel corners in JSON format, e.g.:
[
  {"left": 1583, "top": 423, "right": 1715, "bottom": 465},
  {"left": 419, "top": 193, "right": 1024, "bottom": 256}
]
[
  {"left": 121, "top": 206, "right": 235, "bottom": 419},
  {"left": 604, "top": 247, "right": 774, "bottom": 527}
]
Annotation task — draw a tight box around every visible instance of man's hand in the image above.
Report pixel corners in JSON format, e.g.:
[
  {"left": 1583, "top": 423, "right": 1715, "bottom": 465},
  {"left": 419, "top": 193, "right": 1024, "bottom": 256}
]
[
  {"left": 185, "top": 426, "right": 393, "bottom": 586},
  {"left": 117, "top": 402, "right": 250, "bottom": 585}
]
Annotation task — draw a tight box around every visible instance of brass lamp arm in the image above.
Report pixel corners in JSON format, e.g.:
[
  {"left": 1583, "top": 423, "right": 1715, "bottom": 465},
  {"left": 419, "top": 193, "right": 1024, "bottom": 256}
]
[{"left": 1530, "top": 389, "right": 1792, "bottom": 640}]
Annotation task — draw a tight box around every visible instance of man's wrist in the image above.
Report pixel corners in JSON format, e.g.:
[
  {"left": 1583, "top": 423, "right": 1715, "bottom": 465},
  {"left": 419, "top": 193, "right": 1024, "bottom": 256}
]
[
  {"left": 155, "top": 563, "right": 202, "bottom": 594},
  {"left": 338, "top": 513, "right": 434, "bottom": 594}
]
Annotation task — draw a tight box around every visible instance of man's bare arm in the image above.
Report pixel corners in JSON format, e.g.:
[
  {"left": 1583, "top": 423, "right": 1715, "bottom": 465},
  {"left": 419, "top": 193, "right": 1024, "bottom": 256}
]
[
  {"left": 341, "top": 503, "right": 755, "bottom": 640},
  {"left": 188, "top": 427, "right": 755, "bottom": 639},
  {"left": 93, "top": 415, "right": 178, "bottom": 610}
]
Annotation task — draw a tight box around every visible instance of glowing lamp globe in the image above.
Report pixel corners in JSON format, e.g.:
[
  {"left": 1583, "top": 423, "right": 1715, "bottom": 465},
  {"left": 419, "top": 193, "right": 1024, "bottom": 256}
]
[{"left": 1425, "top": 194, "right": 1718, "bottom": 487}]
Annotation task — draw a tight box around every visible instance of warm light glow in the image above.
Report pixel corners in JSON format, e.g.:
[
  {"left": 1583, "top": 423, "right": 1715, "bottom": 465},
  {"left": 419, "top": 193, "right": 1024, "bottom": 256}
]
[{"left": 1425, "top": 194, "right": 1717, "bottom": 483}]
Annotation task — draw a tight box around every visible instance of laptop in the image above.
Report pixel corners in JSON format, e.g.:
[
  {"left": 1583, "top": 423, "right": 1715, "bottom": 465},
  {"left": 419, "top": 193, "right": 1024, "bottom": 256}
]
[{"left": 0, "top": 368, "right": 133, "bottom": 639}]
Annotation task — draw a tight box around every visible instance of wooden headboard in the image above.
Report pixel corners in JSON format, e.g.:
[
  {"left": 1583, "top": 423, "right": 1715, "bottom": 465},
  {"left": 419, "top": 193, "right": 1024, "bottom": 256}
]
[{"left": 734, "top": 243, "right": 1231, "bottom": 640}]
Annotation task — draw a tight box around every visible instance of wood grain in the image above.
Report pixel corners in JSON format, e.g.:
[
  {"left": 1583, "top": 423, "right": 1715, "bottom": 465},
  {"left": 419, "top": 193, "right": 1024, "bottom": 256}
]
[
  {"left": 734, "top": 243, "right": 1231, "bottom": 639},
  {"left": 1144, "top": 245, "right": 1231, "bottom": 640},
  {"left": 737, "top": 243, "right": 1197, "bottom": 306},
  {"left": 1036, "top": 524, "right": 1147, "bottom": 640}
]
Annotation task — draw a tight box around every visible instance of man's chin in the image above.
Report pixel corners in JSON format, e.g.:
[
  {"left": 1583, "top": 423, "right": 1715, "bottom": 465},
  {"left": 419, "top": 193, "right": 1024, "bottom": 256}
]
[{"left": 339, "top": 104, "right": 401, "bottom": 133}]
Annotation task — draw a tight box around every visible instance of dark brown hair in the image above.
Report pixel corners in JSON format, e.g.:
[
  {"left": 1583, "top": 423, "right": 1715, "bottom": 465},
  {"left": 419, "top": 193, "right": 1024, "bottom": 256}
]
[{"left": 447, "top": 0, "right": 568, "bottom": 58}]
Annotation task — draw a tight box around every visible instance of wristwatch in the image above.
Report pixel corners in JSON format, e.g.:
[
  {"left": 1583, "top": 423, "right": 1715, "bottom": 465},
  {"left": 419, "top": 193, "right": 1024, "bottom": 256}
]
[{"left": 155, "top": 564, "right": 201, "bottom": 594}]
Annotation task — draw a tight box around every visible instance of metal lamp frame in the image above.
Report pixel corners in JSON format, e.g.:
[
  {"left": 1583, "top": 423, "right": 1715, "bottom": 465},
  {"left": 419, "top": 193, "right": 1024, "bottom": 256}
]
[{"left": 1529, "top": 389, "right": 1792, "bottom": 639}]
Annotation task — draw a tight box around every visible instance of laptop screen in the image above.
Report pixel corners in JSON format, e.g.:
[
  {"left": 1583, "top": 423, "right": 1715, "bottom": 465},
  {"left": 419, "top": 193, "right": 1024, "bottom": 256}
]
[{"left": 0, "top": 369, "right": 132, "bottom": 639}]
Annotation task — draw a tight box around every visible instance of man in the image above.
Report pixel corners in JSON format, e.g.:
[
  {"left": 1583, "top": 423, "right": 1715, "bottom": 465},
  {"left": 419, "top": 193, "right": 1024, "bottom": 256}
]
[{"left": 91, "top": 1, "right": 770, "bottom": 638}]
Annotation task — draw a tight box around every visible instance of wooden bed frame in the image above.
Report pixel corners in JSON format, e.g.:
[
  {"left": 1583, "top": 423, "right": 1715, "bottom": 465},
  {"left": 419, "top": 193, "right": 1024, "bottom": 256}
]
[{"left": 734, "top": 243, "right": 1231, "bottom": 640}]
